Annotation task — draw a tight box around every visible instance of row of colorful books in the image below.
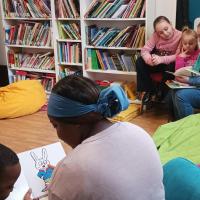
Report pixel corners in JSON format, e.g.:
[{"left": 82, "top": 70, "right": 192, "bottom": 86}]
[
  {"left": 55, "top": 0, "right": 80, "bottom": 18},
  {"left": 13, "top": 70, "right": 56, "bottom": 92},
  {"left": 59, "top": 66, "right": 82, "bottom": 79},
  {"left": 3, "top": 0, "right": 51, "bottom": 18},
  {"left": 84, "top": 0, "right": 146, "bottom": 18},
  {"left": 5, "top": 22, "right": 52, "bottom": 47},
  {"left": 87, "top": 49, "right": 140, "bottom": 72},
  {"left": 57, "top": 21, "right": 81, "bottom": 40},
  {"left": 7, "top": 50, "right": 55, "bottom": 71},
  {"left": 58, "top": 42, "right": 82, "bottom": 64},
  {"left": 86, "top": 24, "right": 145, "bottom": 48}
]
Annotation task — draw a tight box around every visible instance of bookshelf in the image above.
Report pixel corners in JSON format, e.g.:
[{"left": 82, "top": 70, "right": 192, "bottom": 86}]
[
  {"left": 81, "top": 0, "right": 147, "bottom": 82},
  {"left": 1, "top": 0, "right": 56, "bottom": 93},
  {"left": 1, "top": 0, "right": 148, "bottom": 88}
]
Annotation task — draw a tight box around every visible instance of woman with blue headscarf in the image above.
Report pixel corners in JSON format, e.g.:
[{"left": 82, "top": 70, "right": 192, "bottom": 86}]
[{"left": 26, "top": 75, "right": 165, "bottom": 200}]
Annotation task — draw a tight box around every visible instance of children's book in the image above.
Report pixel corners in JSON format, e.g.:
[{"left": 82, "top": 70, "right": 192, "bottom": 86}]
[
  {"left": 6, "top": 142, "right": 66, "bottom": 200},
  {"left": 165, "top": 66, "right": 194, "bottom": 77},
  {"left": 166, "top": 80, "right": 196, "bottom": 89}
]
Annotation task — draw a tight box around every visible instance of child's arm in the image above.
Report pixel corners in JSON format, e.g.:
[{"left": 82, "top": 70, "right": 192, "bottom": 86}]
[{"left": 141, "top": 33, "right": 157, "bottom": 65}]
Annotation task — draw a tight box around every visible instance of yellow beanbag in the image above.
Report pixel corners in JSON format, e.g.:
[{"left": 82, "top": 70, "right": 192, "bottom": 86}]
[{"left": 0, "top": 80, "right": 46, "bottom": 119}]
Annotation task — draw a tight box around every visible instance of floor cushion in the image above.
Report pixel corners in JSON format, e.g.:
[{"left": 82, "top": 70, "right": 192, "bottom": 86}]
[
  {"left": 0, "top": 80, "right": 46, "bottom": 119},
  {"left": 163, "top": 157, "right": 200, "bottom": 200},
  {"left": 153, "top": 114, "right": 200, "bottom": 164}
]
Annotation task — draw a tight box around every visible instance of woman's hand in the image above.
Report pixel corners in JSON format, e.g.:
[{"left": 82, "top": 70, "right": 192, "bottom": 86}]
[
  {"left": 152, "top": 54, "right": 162, "bottom": 65},
  {"left": 175, "top": 76, "right": 189, "bottom": 84},
  {"left": 23, "top": 189, "right": 39, "bottom": 200}
]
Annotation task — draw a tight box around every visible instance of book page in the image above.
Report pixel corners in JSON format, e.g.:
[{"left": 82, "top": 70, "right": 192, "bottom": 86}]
[
  {"left": 166, "top": 80, "right": 196, "bottom": 89},
  {"left": 175, "top": 66, "right": 193, "bottom": 76},
  {"left": 12, "top": 142, "right": 66, "bottom": 199},
  {"left": 6, "top": 171, "right": 30, "bottom": 200}
]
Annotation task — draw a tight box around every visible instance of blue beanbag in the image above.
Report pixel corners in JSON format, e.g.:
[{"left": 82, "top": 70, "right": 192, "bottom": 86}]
[{"left": 163, "top": 158, "right": 200, "bottom": 200}]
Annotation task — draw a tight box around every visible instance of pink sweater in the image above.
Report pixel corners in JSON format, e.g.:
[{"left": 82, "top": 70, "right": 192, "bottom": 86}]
[
  {"left": 175, "top": 49, "right": 200, "bottom": 70},
  {"left": 141, "top": 28, "right": 182, "bottom": 65}
]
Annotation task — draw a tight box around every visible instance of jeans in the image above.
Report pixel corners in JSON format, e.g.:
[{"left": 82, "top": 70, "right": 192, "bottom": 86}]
[{"left": 170, "top": 89, "right": 200, "bottom": 120}]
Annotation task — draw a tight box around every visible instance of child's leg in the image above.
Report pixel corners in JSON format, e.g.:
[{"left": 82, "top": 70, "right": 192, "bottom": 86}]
[{"left": 136, "top": 57, "right": 155, "bottom": 92}]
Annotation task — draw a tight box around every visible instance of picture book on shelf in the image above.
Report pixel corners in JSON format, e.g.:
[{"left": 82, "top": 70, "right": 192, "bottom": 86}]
[{"left": 6, "top": 142, "right": 66, "bottom": 200}]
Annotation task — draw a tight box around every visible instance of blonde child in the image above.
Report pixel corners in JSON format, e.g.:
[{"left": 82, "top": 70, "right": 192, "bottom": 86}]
[
  {"left": 175, "top": 27, "right": 200, "bottom": 71},
  {"left": 136, "top": 16, "right": 182, "bottom": 103},
  {"left": 168, "top": 27, "right": 200, "bottom": 121}
]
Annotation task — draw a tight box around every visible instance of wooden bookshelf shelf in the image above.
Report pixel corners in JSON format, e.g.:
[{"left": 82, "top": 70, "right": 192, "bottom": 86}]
[
  {"left": 84, "top": 18, "right": 146, "bottom": 21},
  {"left": 10, "top": 68, "right": 56, "bottom": 74},
  {"left": 6, "top": 45, "right": 54, "bottom": 49},
  {"left": 4, "top": 17, "right": 52, "bottom": 20},
  {"left": 59, "top": 62, "right": 83, "bottom": 66},
  {"left": 57, "top": 18, "right": 81, "bottom": 21},
  {"left": 86, "top": 46, "right": 141, "bottom": 51},
  {"left": 57, "top": 39, "right": 82, "bottom": 43},
  {"left": 86, "top": 69, "right": 137, "bottom": 76}
]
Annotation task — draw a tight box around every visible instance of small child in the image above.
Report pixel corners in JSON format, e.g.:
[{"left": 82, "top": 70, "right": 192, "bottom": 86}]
[
  {"left": 175, "top": 27, "right": 200, "bottom": 71},
  {"left": 0, "top": 144, "right": 21, "bottom": 200}
]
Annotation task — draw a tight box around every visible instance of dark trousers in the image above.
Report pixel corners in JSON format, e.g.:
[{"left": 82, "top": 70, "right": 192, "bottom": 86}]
[{"left": 136, "top": 57, "right": 175, "bottom": 92}]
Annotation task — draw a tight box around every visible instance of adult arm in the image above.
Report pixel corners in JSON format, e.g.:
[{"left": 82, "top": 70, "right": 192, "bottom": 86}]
[{"left": 188, "top": 76, "right": 200, "bottom": 86}]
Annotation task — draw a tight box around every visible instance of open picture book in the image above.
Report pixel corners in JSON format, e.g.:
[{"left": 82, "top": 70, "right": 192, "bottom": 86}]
[
  {"left": 166, "top": 55, "right": 200, "bottom": 77},
  {"left": 165, "top": 80, "right": 196, "bottom": 89},
  {"left": 165, "top": 66, "right": 200, "bottom": 77},
  {"left": 6, "top": 142, "right": 66, "bottom": 200}
]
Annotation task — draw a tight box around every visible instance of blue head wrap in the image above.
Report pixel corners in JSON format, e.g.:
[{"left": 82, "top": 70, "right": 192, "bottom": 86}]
[{"left": 47, "top": 85, "right": 129, "bottom": 118}]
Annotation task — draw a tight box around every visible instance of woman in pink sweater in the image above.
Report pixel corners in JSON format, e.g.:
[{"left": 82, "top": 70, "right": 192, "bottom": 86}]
[{"left": 136, "top": 16, "right": 182, "bottom": 103}]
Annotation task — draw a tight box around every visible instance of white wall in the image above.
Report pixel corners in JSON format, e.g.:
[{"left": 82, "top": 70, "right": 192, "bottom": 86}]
[{"left": 147, "top": 0, "right": 177, "bottom": 38}]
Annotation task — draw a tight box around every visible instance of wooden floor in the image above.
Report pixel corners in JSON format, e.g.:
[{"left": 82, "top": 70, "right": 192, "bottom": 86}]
[{"left": 0, "top": 104, "right": 168, "bottom": 153}]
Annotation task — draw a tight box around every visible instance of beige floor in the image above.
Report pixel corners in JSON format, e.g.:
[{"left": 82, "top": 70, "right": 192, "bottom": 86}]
[{"left": 0, "top": 104, "right": 168, "bottom": 154}]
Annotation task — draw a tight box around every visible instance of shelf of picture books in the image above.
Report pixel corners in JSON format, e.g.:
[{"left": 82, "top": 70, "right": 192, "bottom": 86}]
[
  {"left": 2, "top": 0, "right": 52, "bottom": 19},
  {"left": 54, "top": 0, "right": 80, "bottom": 19},
  {"left": 81, "top": 0, "right": 146, "bottom": 80},
  {"left": 54, "top": 0, "right": 82, "bottom": 79},
  {"left": 56, "top": 18, "right": 82, "bottom": 66},
  {"left": 84, "top": 0, "right": 146, "bottom": 19},
  {"left": 83, "top": 20, "right": 145, "bottom": 75}
]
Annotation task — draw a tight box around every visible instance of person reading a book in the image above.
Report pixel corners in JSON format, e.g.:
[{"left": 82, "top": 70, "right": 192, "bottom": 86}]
[
  {"left": 0, "top": 144, "right": 21, "bottom": 200},
  {"left": 136, "top": 16, "right": 182, "bottom": 103},
  {"left": 175, "top": 27, "right": 200, "bottom": 71},
  {"left": 168, "top": 75, "right": 200, "bottom": 120},
  {"left": 167, "top": 27, "right": 200, "bottom": 120},
  {"left": 24, "top": 75, "right": 165, "bottom": 200}
]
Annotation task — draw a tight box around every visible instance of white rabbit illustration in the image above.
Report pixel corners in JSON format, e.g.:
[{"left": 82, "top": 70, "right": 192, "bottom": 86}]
[{"left": 30, "top": 148, "right": 54, "bottom": 192}]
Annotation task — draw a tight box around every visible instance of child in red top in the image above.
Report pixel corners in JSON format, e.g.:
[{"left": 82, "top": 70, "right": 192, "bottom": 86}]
[{"left": 175, "top": 27, "right": 200, "bottom": 71}]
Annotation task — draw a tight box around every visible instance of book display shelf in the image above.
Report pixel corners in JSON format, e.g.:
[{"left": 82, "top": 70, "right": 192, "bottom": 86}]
[
  {"left": 81, "top": 0, "right": 147, "bottom": 82},
  {"left": 1, "top": 0, "right": 147, "bottom": 91}
]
